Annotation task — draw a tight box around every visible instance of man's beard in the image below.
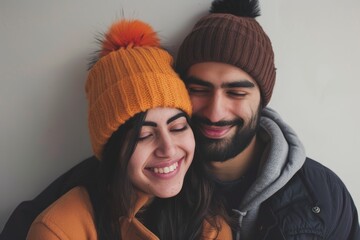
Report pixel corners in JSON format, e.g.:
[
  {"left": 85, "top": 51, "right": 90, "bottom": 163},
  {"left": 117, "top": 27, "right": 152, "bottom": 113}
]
[{"left": 192, "top": 108, "right": 261, "bottom": 163}]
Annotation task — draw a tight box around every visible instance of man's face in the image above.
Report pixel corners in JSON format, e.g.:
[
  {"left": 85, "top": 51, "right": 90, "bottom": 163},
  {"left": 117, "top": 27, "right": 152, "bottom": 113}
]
[{"left": 186, "top": 62, "right": 262, "bottom": 163}]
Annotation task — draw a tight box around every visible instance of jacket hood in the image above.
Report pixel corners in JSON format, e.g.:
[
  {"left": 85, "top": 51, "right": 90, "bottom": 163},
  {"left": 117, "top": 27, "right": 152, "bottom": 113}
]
[
  {"left": 239, "top": 107, "right": 306, "bottom": 211},
  {"left": 234, "top": 107, "right": 306, "bottom": 239}
]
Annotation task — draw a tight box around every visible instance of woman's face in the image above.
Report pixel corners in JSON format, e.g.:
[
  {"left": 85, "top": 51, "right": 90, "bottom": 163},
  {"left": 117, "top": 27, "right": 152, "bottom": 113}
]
[{"left": 127, "top": 107, "right": 195, "bottom": 198}]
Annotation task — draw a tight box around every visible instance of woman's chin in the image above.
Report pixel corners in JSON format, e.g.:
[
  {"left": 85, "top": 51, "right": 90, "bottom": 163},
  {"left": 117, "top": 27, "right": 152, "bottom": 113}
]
[{"left": 154, "top": 185, "right": 183, "bottom": 199}]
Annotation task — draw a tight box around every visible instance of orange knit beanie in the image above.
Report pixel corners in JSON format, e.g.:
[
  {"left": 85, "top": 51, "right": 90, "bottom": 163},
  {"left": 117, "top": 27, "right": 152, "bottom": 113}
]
[{"left": 85, "top": 19, "right": 192, "bottom": 160}]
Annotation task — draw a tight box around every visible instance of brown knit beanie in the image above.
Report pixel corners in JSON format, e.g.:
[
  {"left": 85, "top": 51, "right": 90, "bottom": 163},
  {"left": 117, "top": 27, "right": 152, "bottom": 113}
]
[
  {"left": 86, "top": 19, "right": 192, "bottom": 160},
  {"left": 176, "top": 0, "right": 276, "bottom": 106}
]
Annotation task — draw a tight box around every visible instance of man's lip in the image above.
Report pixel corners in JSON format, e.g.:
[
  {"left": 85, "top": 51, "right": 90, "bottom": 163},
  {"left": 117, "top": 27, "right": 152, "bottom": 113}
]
[{"left": 200, "top": 125, "right": 233, "bottom": 139}]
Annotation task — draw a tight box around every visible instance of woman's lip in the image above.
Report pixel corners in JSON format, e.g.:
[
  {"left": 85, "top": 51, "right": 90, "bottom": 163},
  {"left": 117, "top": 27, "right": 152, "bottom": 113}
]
[
  {"left": 145, "top": 159, "right": 184, "bottom": 178},
  {"left": 146, "top": 157, "right": 184, "bottom": 169},
  {"left": 200, "top": 125, "right": 232, "bottom": 139}
]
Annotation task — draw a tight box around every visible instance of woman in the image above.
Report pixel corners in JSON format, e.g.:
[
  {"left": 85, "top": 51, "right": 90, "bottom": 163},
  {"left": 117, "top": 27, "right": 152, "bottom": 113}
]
[{"left": 26, "top": 19, "right": 232, "bottom": 239}]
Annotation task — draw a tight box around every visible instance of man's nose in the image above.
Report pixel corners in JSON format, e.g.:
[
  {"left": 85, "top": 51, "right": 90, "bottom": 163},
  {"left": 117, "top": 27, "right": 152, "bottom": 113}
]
[{"left": 202, "top": 92, "right": 227, "bottom": 123}]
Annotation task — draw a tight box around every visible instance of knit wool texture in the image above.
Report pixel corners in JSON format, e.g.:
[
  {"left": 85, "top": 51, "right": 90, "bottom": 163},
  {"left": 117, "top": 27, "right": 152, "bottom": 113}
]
[
  {"left": 176, "top": 13, "right": 276, "bottom": 106},
  {"left": 86, "top": 47, "right": 192, "bottom": 159}
]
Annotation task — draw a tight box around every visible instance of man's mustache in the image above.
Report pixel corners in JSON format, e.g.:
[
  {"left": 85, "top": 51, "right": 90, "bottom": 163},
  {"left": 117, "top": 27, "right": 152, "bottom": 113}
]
[{"left": 192, "top": 115, "right": 243, "bottom": 127}]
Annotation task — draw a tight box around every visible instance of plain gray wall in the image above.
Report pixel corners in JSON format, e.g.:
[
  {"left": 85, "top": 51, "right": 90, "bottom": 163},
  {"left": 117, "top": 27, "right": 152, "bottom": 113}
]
[{"left": 1, "top": 0, "right": 359, "bottom": 231}]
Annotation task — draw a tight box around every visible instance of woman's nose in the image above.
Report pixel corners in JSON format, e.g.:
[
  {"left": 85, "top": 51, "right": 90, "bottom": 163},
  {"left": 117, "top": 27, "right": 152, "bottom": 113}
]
[{"left": 154, "top": 132, "right": 177, "bottom": 158}]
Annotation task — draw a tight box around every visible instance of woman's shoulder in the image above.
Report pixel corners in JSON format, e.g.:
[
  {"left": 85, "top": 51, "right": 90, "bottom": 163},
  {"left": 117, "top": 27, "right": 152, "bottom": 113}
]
[
  {"left": 202, "top": 216, "right": 233, "bottom": 240},
  {"left": 38, "top": 186, "right": 94, "bottom": 221},
  {"left": 27, "top": 186, "right": 97, "bottom": 240}
]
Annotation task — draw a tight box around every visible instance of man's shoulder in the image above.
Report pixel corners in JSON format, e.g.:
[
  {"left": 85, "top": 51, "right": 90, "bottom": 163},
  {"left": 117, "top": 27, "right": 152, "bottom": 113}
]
[
  {"left": 298, "top": 158, "right": 351, "bottom": 199},
  {"left": 300, "top": 158, "right": 340, "bottom": 180},
  {"left": 272, "top": 157, "right": 351, "bottom": 210},
  {"left": 269, "top": 158, "right": 338, "bottom": 201},
  {"left": 262, "top": 157, "right": 359, "bottom": 239}
]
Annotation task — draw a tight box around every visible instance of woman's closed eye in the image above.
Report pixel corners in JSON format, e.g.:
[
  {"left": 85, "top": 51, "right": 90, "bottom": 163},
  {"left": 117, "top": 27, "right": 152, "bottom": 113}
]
[
  {"left": 138, "top": 131, "right": 153, "bottom": 141},
  {"left": 170, "top": 123, "right": 189, "bottom": 132},
  {"left": 138, "top": 123, "right": 189, "bottom": 141}
]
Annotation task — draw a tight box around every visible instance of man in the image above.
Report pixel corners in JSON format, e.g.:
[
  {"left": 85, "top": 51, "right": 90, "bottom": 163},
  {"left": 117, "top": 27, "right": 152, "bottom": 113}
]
[
  {"left": 1, "top": 0, "right": 359, "bottom": 239},
  {"left": 175, "top": 0, "right": 359, "bottom": 239}
]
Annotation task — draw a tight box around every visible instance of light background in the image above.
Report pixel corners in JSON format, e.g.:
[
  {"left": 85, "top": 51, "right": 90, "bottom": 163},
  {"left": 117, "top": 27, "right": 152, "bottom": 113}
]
[{"left": 1, "top": 0, "right": 359, "bottom": 231}]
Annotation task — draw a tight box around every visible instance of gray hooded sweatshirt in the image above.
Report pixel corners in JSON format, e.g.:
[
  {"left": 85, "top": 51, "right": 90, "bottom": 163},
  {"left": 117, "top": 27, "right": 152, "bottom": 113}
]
[{"left": 231, "top": 108, "right": 306, "bottom": 240}]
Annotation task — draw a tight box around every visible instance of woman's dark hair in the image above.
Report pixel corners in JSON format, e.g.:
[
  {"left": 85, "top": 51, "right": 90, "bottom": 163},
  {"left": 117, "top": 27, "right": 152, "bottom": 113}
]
[{"left": 86, "top": 111, "right": 228, "bottom": 240}]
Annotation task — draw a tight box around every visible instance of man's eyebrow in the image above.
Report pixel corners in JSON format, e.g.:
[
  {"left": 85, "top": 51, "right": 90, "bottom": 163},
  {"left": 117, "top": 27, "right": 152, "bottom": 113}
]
[
  {"left": 186, "top": 76, "right": 213, "bottom": 88},
  {"left": 222, "top": 80, "right": 255, "bottom": 88},
  {"left": 142, "top": 112, "right": 187, "bottom": 127}
]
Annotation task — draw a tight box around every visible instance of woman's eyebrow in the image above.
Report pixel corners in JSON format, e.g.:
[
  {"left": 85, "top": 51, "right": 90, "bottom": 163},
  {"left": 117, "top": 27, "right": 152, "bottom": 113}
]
[
  {"left": 167, "top": 112, "right": 187, "bottom": 124},
  {"left": 142, "top": 112, "right": 187, "bottom": 127},
  {"left": 142, "top": 121, "right": 157, "bottom": 127}
]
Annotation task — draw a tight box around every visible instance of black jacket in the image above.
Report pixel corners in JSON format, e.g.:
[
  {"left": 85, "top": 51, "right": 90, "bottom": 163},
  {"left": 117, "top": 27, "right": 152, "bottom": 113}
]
[{"left": 254, "top": 158, "right": 360, "bottom": 240}]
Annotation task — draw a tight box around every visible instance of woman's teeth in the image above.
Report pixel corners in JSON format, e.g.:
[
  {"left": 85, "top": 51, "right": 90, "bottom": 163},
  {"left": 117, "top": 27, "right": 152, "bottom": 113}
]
[{"left": 152, "top": 162, "right": 179, "bottom": 174}]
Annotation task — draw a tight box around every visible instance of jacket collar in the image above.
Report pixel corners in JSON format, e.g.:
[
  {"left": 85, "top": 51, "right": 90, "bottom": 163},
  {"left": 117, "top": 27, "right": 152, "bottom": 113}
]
[{"left": 120, "top": 191, "right": 159, "bottom": 240}]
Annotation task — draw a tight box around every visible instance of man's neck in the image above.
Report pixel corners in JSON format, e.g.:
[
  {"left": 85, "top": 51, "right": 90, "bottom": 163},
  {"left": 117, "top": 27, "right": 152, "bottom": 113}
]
[{"left": 209, "top": 135, "right": 264, "bottom": 182}]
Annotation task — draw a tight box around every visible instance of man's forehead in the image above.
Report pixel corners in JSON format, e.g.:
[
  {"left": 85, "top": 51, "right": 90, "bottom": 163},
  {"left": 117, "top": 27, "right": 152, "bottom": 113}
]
[
  {"left": 185, "top": 75, "right": 256, "bottom": 89},
  {"left": 187, "top": 62, "right": 256, "bottom": 83},
  {"left": 186, "top": 67, "right": 258, "bottom": 90}
]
